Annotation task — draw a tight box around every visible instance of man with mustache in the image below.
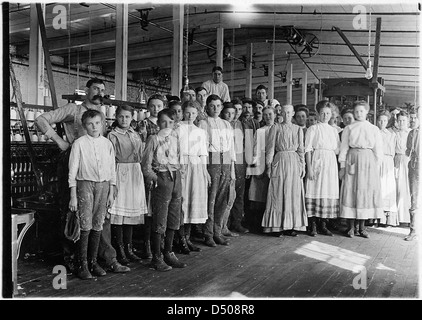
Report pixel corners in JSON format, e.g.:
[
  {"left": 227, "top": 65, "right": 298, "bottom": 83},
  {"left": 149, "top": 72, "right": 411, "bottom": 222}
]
[{"left": 35, "top": 78, "right": 130, "bottom": 274}]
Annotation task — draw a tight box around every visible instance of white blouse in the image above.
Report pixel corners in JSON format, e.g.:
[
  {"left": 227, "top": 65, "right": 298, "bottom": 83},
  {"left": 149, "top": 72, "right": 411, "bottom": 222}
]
[
  {"left": 338, "top": 120, "right": 383, "bottom": 167},
  {"left": 304, "top": 123, "right": 340, "bottom": 154},
  {"left": 380, "top": 128, "right": 396, "bottom": 156},
  {"left": 177, "top": 124, "right": 208, "bottom": 163}
]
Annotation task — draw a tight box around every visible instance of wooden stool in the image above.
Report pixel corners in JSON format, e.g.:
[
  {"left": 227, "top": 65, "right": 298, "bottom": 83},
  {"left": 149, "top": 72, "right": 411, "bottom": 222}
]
[{"left": 11, "top": 208, "right": 35, "bottom": 296}]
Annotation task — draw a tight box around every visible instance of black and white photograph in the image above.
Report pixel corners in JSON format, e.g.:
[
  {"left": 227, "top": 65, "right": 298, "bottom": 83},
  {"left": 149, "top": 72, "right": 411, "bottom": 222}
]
[{"left": 2, "top": 0, "right": 421, "bottom": 304}]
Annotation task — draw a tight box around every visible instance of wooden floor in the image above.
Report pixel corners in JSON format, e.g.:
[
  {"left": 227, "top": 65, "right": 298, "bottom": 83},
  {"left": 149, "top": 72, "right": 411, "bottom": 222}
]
[{"left": 15, "top": 225, "right": 419, "bottom": 299}]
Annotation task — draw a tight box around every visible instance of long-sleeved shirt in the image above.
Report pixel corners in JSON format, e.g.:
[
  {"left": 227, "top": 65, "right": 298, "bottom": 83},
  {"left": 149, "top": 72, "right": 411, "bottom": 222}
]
[
  {"left": 406, "top": 128, "right": 420, "bottom": 167},
  {"left": 231, "top": 119, "right": 254, "bottom": 166},
  {"left": 265, "top": 122, "right": 305, "bottom": 169},
  {"left": 338, "top": 120, "right": 383, "bottom": 168},
  {"left": 395, "top": 129, "right": 411, "bottom": 155},
  {"left": 201, "top": 79, "right": 231, "bottom": 102},
  {"left": 198, "top": 117, "right": 236, "bottom": 162},
  {"left": 107, "top": 127, "right": 144, "bottom": 164},
  {"left": 35, "top": 101, "right": 105, "bottom": 144},
  {"left": 141, "top": 130, "right": 180, "bottom": 183},
  {"left": 177, "top": 123, "right": 208, "bottom": 165},
  {"left": 304, "top": 122, "right": 340, "bottom": 154},
  {"left": 380, "top": 128, "right": 397, "bottom": 156},
  {"left": 68, "top": 134, "right": 116, "bottom": 188}
]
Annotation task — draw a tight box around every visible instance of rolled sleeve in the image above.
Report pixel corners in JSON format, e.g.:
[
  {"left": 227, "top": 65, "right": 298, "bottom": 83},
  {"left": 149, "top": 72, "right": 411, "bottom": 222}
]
[{"left": 35, "top": 103, "right": 76, "bottom": 135}]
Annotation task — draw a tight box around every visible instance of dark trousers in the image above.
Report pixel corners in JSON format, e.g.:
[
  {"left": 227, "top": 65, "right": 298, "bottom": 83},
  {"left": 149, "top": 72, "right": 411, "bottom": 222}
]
[
  {"left": 152, "top": 170, "right": 182, "bottom": 234},
  {"left": 205, "top": 155, "right": 231, "bottom": 238},
  {"left": 248, "top": 201, "right": 266, "bottom": 233},
  {"left": 229, "top": 163, "right": 247, "bottom": 227},
  {"left": 409, "top": 164, "right": 419, "bottom": 233}
]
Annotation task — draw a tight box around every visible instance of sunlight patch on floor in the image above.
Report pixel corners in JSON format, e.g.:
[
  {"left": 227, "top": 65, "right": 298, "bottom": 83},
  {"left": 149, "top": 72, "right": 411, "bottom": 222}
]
[
  {"left": 294, "top": 241, "right": 370, "bottom": 272},
  {"left": 375, "top": 263, "right": 396, "bottom": 271},
  {"left": 368, "top": 226, "right": 410, "bottom": 235}
]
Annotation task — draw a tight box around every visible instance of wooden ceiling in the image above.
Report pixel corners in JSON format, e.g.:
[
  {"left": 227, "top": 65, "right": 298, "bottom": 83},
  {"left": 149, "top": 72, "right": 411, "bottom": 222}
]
[{"left": 8, "top": 2, "right": 420, "bottom": 105}]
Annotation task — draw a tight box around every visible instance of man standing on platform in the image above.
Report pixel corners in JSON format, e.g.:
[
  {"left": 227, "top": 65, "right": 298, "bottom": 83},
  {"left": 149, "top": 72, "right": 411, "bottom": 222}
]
[
  {"left": 35, "top": 78, "right": 130, "bottom": 274},
  {"left": 202, "top": 66, "right": 231, "bottom": 103}
]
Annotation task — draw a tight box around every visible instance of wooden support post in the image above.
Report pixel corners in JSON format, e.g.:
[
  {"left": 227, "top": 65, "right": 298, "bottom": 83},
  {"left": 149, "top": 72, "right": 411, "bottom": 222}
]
[
  {"left": 216, "top": 27, "right": 224, "bottom": 68},
  {"left": 115, "top": 4, "right": 128, "bottom": 100},
  {"left": 373, "top": 87, "right": 378, "bottom": 125},
  {"left": 245, "top": 43, "right": 253, "bottom": 98},
  {"left": 301, "top": 70, "right": 307, "bottom": 105},
  {"left": 28, "top": 3, "right": 44, "bottom": 105},
  {"left": 171, "top": 4, "right": 184, "bottom": 97},
  {"left": 372, "top": 18, "right": 382, "bottom": 84},
  {"left": 36, "top": 4, "right": 63, "bottom": 137},
  {"left": 318, "top": 81, "right": 322, "bottom": 101},
  {"left": 268, "top": 43, "right": 275, "bottom": 100},
  {"left": 286, "top": 62, "right": 293, "bottom": 105},
  {"left": 314, "top": 88, "right": 318, "bottom": 109}
]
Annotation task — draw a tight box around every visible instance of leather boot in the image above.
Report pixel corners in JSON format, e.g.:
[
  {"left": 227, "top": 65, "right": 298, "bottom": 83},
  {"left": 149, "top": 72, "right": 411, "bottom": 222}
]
[
  {"left": 89, "top": 259, "right": 107, "bottom": 277},
  {"left": 150, "top": 253, "right": 172, "bottom": 272},
  {"left": 359, "top": 220, "right": 369, "bottom": 238},
  {"left": 213, "top": 235, "right": 230, "bottom": 245},
  {"left": 320, "top": 219, "right": 333, "bottom": 236},
  {"left": 204, "top": 236, "right": 217, "bottom": 247},
  {"left": 309, "top": 218, "right": 317, "bottom": 237},
  {"left": 346, "top": 219, "right": 355, "bottom": 238},
  {"left": 178, "top": 235, "right": 191, "bottom": 255},
  {"left": 76, "top": 230, "right": 92, "bottom": 280},
  {"left": 111, "top": 228, "right": 130, "bottom": 265},
  {"left": 116, "top": 244, "right": 130, "bottom": 266},
  {"left": 163, "top": 251, "right": 187, "bottom": 268},
  {"left": 222, "top": 226, "right": 239, "bottom": 237},
  {"left": 354, "top": 220, "right": 360, "bottom": 236},
  {"left": 77, "top": 260, "right": 93, "bottom": 280},
  {"left": 88, "top": 230, "right": 106, "bottom": 276},
  {"left": 185, "top": 233, "right": 201, "bottom": 252},
  {"left": 125, "top": 243, "right": 142, "bottom": 261},
  {"left": 231, "top": 222, "right": 249, "bottom": 234},
  {"left": 108, "top": 260, "right": 130, "bottom": 273},
  {"left": 140, "top": 240, "right": 152, "bottom": 259}
]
